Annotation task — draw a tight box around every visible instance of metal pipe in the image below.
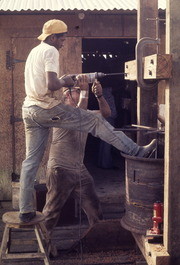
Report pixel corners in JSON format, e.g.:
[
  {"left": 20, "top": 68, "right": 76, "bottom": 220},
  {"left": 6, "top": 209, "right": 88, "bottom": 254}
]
[{"left": 131, "top": 124, "right": 157, "bottom": 130}]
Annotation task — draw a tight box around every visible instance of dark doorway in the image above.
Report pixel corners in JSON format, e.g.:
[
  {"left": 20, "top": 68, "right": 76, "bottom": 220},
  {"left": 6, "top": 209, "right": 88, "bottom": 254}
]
[{"left": 82, "top": 38, "right": 137, "bottom": 168}]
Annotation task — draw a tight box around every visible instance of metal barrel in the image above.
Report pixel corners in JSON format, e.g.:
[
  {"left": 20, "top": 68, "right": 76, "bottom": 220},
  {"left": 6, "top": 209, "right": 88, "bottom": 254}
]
[{"left": 121, "top": 154, "right": 164, "bottom": 235}]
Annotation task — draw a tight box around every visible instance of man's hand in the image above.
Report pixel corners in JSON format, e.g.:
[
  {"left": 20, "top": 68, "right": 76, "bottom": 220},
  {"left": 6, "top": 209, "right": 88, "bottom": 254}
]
[
  {"left": 92, "top": 79, "right": 103, "bottom": 98},
  {"left": 92, "top": 80, "right": 111, "bottom": 118},
  {"left": 76, "top": 74, "right": 89, "bottom": 91},
  {"left": 76, "top": 75, "right": 89, "bottom": 109},
  {"left": 60, "top": 75, "right": 75, "bottom": 88}
]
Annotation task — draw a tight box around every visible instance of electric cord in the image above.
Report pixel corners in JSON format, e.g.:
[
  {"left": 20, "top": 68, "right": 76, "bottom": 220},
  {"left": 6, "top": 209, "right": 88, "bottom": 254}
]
[
  {"left": 69, "top": 85, "right": 88, "bottom": 264},
  {"left": 77, "top": 107, "right": 84, "bottom": 264}
]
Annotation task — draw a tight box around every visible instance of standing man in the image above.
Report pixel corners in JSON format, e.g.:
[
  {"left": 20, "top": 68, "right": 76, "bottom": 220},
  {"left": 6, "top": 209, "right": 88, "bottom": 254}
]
[
  {"left": 43, "top": 76, "right": 110, "bottom": 255},
  {"left": 19, "top": 19, "right": 156, "bottom": 223}
]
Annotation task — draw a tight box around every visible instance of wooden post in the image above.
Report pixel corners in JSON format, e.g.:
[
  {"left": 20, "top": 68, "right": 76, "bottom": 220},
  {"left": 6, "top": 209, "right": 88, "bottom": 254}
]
[
  {"left": 137, "top": 0, "right": 158, "bottom": 144},
  {"left": 164, "top": 0, "right": 180, "bottom": 264}
]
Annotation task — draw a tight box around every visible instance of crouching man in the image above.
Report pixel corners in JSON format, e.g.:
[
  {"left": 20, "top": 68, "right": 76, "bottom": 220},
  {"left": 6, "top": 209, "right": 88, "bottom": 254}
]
[{"left": 43, "top": 75, "right": 111, "bottom": 257}]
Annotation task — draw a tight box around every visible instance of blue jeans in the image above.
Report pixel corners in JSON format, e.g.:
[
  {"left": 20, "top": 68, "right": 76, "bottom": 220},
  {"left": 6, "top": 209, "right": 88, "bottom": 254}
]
[{"left": 20, "top": 104, "right": 139, "bottom": 213}]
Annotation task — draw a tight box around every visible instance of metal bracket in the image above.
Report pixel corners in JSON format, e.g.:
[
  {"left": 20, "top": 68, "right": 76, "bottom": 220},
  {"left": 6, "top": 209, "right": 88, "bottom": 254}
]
[
  {"left": 6, "top": 50, "right": 25, "bottom": 70},
  {"left": 136, "top": 37, "right": 160, "bottom": 89},
  {"left": 6, "top": 50, "right": 14, "bottom": 70},
  {"left": 10, "top": 115, "right": 23, "bottom": 124}
]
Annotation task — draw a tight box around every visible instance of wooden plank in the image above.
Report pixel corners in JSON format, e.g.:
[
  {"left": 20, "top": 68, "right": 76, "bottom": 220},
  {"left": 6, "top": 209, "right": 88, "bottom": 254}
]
[
  {"left": 2, "top": 252, "right": 45, "bottom": 260},
  {"left": 125, "top": 54, "right": 172, "bottom": 81},
  {"left": 144, "top": 54, "right": 172, "bottom": 79},
  {"left": 0, "top": 225, "right": 10, "bottom": 256},
  {"left": 132, "top": 233, "right": 170, "bottom": 265},
  {"left": 34, "top": 225, "right": 50, "bottom": 265},
  {"left": 125, "top": 60, "right": 137, "bottom": 80},
  {"left": 10, "top": 239, "right": 37, "bottom": 245}
]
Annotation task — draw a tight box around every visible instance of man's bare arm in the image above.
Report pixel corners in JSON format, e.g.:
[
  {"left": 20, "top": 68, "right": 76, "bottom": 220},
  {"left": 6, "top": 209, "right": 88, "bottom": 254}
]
[
  {"left": 46, "top": 72, "right": 75, "bottom": 91},
  {"left": 92, "top": 80, "right": 111, "bottom": 118}
]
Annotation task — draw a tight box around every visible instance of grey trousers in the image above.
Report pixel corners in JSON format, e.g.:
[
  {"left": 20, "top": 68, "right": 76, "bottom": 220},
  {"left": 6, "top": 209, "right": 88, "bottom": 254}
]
[{"left": 43, "top": 166, "right": 103, "bottom": 235}]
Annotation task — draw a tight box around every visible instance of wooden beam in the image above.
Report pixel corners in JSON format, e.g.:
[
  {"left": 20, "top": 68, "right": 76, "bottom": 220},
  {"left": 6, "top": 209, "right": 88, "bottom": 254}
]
[
  {"left": 144, "top": 54, "right": 172, "bottom": 80},
  {"left": 125, "top": 54, "right": 172, "bottom": 81},
  {"left": 132, "top": 233, "right": 170, "bottom": 265},
  {"left": 164, "top": 0, "right": 180, "bottom": 264},
  {"left": 137, "top": 0, "right": 159, "bottom": 145},
  {"left": 125, "top": 60, "right": 137, "bottom": 80}
]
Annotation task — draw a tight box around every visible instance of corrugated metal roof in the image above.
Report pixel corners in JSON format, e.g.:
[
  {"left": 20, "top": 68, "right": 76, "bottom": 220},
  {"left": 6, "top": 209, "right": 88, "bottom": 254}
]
[{"left": 0, "top": 0, "right": 166, "bottom": 12}]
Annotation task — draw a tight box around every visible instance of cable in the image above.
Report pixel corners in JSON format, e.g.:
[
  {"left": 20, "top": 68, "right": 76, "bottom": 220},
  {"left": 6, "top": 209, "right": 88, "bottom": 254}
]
[{"left": 75, "top": 100, "right": 84, "bottom": 264}]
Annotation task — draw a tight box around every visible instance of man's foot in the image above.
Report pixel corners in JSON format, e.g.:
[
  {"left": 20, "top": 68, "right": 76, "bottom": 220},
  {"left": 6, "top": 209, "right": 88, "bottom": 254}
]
[
  {"left": 136, "top": 139, "right": 157, "bottom": 158},
  {"left": 19, "top": 212, "right": 36, "bottom": 223}
]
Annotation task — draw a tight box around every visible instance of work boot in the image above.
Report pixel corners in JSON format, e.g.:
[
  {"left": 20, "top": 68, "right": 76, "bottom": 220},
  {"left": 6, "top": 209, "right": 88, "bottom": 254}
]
[
  {"left": 136, "top": 139, "right": 157, "bottom": 158},
  {"left": 19, "top": 212, "right": 36, "bottom": 223}
]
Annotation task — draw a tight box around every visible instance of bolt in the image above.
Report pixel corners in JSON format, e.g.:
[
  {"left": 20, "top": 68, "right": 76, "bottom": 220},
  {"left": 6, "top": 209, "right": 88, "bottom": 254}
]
[{"left": 149, "top": 70, "right": 152, "bottom": 76}]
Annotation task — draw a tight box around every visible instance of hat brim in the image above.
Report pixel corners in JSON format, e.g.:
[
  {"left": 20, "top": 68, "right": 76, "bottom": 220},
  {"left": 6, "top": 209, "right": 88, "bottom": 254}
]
[
  {"left": 37, "top": 31, "right": 67, "bottom": 41},
  {"left": 37, "top": 33, "right": 52, "bottom": 41}
]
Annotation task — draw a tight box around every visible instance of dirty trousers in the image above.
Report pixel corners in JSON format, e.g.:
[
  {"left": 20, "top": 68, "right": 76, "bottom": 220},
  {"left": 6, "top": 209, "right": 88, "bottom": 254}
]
[
  {"left": 20, "top": 104, "right": 139, "bottom": 213},
  {"left": 43, "top": 166, "right": 103, "bottom": 235}
]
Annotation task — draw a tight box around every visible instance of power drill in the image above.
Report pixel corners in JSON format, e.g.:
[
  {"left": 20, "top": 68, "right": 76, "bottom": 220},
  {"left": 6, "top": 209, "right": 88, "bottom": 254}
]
[{"left": 73, "top": 72, "right": 124, "bottom": 83}]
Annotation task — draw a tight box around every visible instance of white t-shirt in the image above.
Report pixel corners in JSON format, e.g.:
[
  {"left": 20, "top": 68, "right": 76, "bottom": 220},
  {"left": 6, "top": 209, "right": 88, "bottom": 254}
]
[{"left": 23, "top": 42, "right": 62, "bottom": 109}]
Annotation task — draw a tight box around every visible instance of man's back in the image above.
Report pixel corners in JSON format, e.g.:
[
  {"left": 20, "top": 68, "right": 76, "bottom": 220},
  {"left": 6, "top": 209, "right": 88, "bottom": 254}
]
[
  {"left": 24, "top": 42, "right": 60, "bottom": 109},
  {"left": 47, "top": 127, "right": 88, "bottom": 170}
]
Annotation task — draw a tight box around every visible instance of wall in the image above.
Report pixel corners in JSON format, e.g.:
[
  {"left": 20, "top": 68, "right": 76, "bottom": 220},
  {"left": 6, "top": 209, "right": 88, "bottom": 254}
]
[{"left": 0, "top": 11, "right": 164, "bottom": 200}]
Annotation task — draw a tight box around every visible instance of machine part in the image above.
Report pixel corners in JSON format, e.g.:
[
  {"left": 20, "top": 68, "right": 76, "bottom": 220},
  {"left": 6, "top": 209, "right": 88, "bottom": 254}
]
[
  {"left": 146, "top": 202, "right": 163, "bottom": 242},
  {"left": 74, "top": 72, "right": 124, "bottom": 83},
  {"left": 150, "top": 201, "right": 163, "bottom": 234},
  {"left": 121, "top": 154, "right": 164, "bottom": 235},
  {"left": 136, "top": 37, "right": 160, "bottom": 89}
]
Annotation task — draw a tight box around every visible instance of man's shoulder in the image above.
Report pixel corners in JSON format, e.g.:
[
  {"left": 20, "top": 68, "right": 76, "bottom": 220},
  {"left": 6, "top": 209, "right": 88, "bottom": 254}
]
[
  {"left": 32, "top": 42, "right": 56, "bottom": 53},
  {"left": 28, "top": 43, "right": 58, "bottom": 63}
]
